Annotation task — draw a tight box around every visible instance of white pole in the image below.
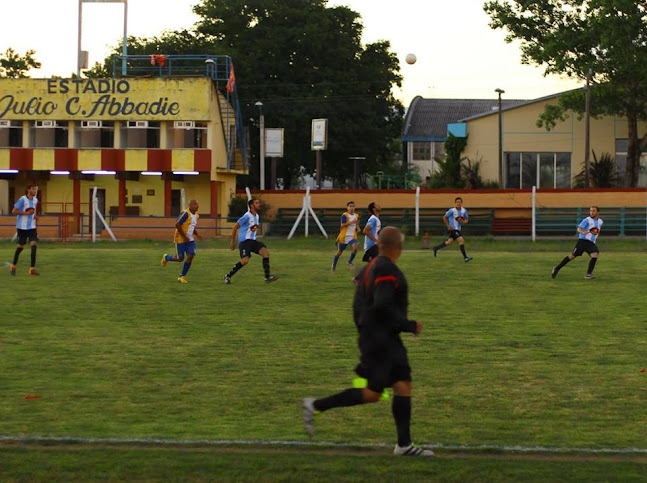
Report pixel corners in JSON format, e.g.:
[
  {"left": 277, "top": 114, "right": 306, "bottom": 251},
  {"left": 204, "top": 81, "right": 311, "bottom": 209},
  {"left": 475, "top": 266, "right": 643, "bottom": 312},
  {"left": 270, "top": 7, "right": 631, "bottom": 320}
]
[
  {"left": 531, "top": 185, "right": 536, "bottom": 242},
  {"left": 245, "top": 187, "right": 252, "bottom": 201},
  {"left": 92, "top": 186, "right": 97, "bottom": 243},
  {"left": 77, "top": 0, "right": 82, "bottom": 77},
  {"left": 415, "top": 186, "right": 420, "bottom": 237},
  {"left": 121, "top": 0, "right": 128, "bottom": 76},
  {"left": 180, "top": 188, "right": 186, "bottom": 211},
  {"left": 304, "top": 188, "right": 310, "bottom": 238}
]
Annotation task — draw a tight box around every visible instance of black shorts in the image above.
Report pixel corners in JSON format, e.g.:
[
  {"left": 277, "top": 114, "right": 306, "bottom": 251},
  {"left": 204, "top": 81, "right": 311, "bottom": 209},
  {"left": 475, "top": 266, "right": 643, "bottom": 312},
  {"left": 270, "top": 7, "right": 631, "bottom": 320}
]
[
  {"left": 17, "top": 229, "right": 38, "bottom": 245},
  {"left": 448, "top": 229, "right": 462, "bottom": 240},
  {"left": 362, "top": 244, "right": 379, "bottom": 262},
  {"left": 572, "top": 239, "right": 599, "bottom": 257},
  {"left": 355, "top": 337, "right": 412, "bottom": 393},
  {"left": 239, "top": 239, "right": 266, "bottom": 259}
]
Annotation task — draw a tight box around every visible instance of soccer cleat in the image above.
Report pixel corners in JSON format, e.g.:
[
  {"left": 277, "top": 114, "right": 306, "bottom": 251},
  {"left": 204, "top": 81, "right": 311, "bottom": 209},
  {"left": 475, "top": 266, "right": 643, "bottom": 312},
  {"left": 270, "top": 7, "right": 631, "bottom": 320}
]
[
  {"left": 302, "top": 397, "right": 316, "bottom": 437},
  {"left": 177, "top": 276, "right": 188, "bottom": 284},
  {"left": 433, "top": 247, "right": 438, "bottom": 258},
  {"left": 10, "top": 264, "right": 16, "bottom": 276},
  {"left": 585, "top": 273, "right": 596, "bottom": 280},
  {"left": 551, "top": 267, "right": 558, "bottom": 279},
  {"left": 265, "top": 275, "right": 279, "bottom": 283},
  {"left": 28, "top": 268, "right": 40, "bottom": 276},
  {"left": 393, "top": 444, "right": 435, "bottom": 457},
  {"left": 331, "top": 263, "right": 336, "bottom": 273},
  {"left": 224, "top": 275, "right": 231, "bottom": 284},
  {"left": 161, "top": 254, "right": 168, "bottom": 267},
  {"left": 347, "top": 262, "right": 355, "bottom": 270},
  {"left": 351, "top": 276, "right": 359, "bottom": 286},
  {"left": 464, "top": 256, "right": 473, "bottom": 263}
]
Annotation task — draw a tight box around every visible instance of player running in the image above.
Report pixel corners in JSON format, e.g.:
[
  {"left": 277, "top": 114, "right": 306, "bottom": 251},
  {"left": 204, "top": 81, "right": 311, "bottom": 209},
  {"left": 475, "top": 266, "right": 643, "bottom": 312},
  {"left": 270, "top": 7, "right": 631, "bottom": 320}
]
[
  {"left": 552, "top": 206, "right": 603, "bottom": 280},
  {"left": 331, "top": 201, "right": 360, "bottom": 272},
  {"left": 10, "top": 184, "right": 40, "bottom": 276},
  {"left": 161, "top": 199, "right": 200, "bottom": 283},
  {"left": 432, "top": 197, "right": 473, "bottom": 262},
  {"left": 224, "top": 198, "right": 278, "bottom": 284}
]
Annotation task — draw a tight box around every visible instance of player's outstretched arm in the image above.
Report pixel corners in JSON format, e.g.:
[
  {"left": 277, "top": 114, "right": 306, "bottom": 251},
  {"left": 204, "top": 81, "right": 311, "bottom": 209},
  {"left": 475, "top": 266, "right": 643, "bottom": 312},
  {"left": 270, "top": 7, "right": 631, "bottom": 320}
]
[{"left": 230, "top": 223, "right": 240, "bottom": 250}]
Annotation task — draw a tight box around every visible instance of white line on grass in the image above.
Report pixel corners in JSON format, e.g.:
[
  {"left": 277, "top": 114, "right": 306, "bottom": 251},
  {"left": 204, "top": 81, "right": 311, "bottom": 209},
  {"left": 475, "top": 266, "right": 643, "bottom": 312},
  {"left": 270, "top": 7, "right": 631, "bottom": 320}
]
[{"left": 1, "top": 435, "right": 646, "bottom": 454}]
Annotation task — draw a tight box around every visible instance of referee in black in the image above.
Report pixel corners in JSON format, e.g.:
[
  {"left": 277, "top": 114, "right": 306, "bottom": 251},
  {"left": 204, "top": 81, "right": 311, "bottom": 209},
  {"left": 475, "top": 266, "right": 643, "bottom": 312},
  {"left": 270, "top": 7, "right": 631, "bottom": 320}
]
[{"left": 303, "top": 226, "right": 433, "bottom": 457}]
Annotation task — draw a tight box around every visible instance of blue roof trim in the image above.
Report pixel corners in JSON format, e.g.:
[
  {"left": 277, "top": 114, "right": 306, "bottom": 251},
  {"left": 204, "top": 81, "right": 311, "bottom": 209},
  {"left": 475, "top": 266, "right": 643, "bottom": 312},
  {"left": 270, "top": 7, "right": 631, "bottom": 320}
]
[{"left": 447, "top": 123, "right": 467, "bottom": 138}]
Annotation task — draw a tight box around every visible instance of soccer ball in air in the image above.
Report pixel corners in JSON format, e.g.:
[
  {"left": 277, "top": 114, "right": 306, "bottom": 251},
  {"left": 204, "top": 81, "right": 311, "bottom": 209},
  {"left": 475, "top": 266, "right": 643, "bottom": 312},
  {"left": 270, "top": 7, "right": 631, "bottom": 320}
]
[{"left": 405, "top": 53, "right": 417, "bottom": 65}]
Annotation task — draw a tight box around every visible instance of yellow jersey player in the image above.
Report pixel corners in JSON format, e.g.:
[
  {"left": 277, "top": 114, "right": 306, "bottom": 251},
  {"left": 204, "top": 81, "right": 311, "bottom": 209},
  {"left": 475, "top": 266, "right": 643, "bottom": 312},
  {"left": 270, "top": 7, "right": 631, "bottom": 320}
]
[
  {"left": 331, "top": 201, "right": 360, "bottom": 272},
  {"left": 161, "top": 199, "right": 200, "bottom": 283}
]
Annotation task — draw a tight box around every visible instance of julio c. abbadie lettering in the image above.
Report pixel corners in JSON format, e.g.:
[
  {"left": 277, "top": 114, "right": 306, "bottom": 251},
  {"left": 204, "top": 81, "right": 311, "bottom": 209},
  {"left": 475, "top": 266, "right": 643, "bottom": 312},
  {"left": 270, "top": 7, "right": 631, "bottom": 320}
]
[{"left": 67, "top": 95, "right": 180, "bottom": 117}]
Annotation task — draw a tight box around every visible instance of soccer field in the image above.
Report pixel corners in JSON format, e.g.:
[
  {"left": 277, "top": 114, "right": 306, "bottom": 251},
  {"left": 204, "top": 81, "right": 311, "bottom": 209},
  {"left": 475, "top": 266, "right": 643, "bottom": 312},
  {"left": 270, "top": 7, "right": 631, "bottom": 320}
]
[{"left": 1, "top": 238, "right": 646, "bottom": 480}]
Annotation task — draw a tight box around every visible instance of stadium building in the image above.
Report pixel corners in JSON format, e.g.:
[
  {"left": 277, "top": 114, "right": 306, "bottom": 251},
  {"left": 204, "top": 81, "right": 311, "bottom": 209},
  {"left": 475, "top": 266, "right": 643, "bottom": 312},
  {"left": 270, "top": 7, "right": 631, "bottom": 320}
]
[{"left": 0, "top": 55, "right": 246, "bottom": 237}]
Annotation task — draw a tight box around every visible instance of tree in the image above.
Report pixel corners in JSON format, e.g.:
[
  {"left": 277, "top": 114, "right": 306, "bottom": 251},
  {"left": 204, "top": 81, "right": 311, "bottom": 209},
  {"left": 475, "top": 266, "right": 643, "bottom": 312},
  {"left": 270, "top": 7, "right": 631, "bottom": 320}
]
[
  {"left": 91, "top": 0, "right": 404, "bottom": 188},
  {"left": 0, "top": 48, "right": 41, "bottom": 78},
  {"left": 484, "top": 0, "right": 647, "bottom": 187}
]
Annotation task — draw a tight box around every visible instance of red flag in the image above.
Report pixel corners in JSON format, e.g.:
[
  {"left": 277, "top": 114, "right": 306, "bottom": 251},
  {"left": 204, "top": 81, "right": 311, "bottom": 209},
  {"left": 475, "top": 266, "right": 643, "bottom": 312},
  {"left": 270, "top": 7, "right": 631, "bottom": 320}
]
[{"left": 226, "top": 62, "right": 236, "bottom": 94}]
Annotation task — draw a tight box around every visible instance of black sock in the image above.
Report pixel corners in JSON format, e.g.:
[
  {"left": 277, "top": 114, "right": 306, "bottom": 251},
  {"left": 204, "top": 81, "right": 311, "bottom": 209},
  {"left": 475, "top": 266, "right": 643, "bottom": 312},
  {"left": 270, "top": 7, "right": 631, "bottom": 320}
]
[
  {"left": 30, "top": 245, "right": 37, "bottom": 268},
  {"left": 587, "top": 258, "right": 597, "bottom": 275},
  {"left": 227, "top": 262, "right": 243, "bottom": 278},
  {"left": 555, "top": 256, "right": 571, "bottom": 271},
  {"left": 262, "top": 257, "right": 270, "bottom": 278},
  {"left": 314, "top": 388, "right": 363, "bottom": 412},
  {"left": 12, "top": 246, "right": 23, "bottom": 265},
  {"left": 460, "top": 245, "right": 467, "bottom": 258},
  {"left": 433, "top": 241, "right": 446, "bottom": 251},
  {"left": 392, "top": 395, "right": 412, "bottom": 447}
]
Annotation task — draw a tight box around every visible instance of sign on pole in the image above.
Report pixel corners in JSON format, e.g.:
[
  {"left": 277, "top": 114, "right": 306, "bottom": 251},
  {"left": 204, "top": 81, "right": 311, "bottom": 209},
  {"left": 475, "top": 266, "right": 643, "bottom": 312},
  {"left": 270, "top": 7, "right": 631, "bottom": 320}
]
[
  {"left": 265, "top": 128, "right": 284, "bottom": 157},
  {"left": 311, "top": 119, "right": 328, "bottom": 151}
]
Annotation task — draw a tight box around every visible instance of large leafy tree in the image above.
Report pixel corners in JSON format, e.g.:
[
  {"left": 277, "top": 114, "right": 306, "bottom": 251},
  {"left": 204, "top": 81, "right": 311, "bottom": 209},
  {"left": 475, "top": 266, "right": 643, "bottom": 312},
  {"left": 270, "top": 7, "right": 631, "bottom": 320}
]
[
  {"left": 484, "top": 0, "right": 647, "bottom": 187},
  {"left": 0, "top": 48, "right": 41, "bottom": 78},
  {"left": 90, "top": 0, "right": 403, "bottom": 188}
]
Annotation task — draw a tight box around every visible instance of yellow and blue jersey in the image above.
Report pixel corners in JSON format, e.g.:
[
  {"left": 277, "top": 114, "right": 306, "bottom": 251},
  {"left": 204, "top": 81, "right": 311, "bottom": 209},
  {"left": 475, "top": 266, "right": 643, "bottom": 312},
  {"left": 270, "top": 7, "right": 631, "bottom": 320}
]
[
  {"left": 336, "top": 211, "right": 359, "bottom": 244},
  {"left": 174, "top": 209, "right": 199, "bottom": 243}
]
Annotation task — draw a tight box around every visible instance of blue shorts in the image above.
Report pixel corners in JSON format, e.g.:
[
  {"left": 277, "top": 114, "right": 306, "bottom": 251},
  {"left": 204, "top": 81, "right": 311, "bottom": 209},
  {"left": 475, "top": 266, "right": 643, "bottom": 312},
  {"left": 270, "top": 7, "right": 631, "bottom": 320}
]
[
  {"left": 338, "top": 239, "right": 358, "bottom": 250},
  {"left": 176, "top": 240, "right": 197, "bottom": 258}
]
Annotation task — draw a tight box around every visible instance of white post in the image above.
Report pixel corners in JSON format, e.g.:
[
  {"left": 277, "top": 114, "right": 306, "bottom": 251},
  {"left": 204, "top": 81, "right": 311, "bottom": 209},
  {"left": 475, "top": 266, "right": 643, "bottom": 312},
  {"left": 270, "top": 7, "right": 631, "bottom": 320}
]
[
  {"left": 415, "top": 186, "right": 420, "bottom": 237},
  {"left": 92, "top": 186, "right": 97, "bottom": 243},
  {"left": 304, "top": 187, "right": 310, "bottom": 237},
  {"left": 531, "top": 185, "right": 536, "bottom": 242},
  {"left": 180, "top": 188, "right": 186, "bottom": 211},
  {"left": 245, "top": 187, "right": 252, "bottom": 201}
]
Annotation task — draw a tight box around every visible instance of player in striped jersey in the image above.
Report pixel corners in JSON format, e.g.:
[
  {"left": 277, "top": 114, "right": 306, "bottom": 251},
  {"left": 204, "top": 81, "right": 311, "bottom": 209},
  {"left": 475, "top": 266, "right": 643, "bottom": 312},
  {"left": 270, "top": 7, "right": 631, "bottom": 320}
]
[
  {"left": 432, "top": 197, "right": 473, "bottom": 262},
  {"left": 331, "top": 201, "right": 359, "bottom": 272},
  {"left": 224, "top": 198, "right": 278, "bottom": 284},
  {"left": 161, "top": 199, "right": 200, "bottom": 283},
  {"left": 552, "top": 206, "right": 603, "bottom": 280},
  {"left": 10, "top": 184, "right": 40, "bottom": 276}
]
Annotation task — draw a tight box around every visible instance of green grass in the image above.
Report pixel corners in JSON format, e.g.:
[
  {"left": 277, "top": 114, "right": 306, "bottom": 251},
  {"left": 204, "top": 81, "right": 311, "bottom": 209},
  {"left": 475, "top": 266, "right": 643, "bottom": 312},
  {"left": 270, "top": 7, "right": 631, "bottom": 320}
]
[{"left": 1, "top": 238, "right": 646, "bottom": 480}]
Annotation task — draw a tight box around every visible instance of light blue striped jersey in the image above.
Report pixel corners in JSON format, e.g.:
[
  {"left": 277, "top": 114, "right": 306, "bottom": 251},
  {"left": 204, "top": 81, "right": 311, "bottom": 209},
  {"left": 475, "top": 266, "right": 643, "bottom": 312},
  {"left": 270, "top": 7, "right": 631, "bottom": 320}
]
[
  {"left": 237, "top": 211, "right": 260, "bottom": 243},
  {"left": 363, "top": 214, "right": 381, "bottom": 250},
  {"left": 445, "top": 207, "right": 468, "bottom": 230},
  {"left": 14, "top": 195, "right": 38, "bottom": 230},
  {"left": 578, "top": 216, "right": 603, "bottom": 243}
]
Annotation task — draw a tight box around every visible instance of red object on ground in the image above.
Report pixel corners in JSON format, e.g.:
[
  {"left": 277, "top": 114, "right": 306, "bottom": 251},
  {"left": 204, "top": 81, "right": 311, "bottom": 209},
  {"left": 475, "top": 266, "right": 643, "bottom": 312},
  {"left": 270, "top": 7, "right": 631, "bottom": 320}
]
[
  {"left": 641, "top": 368, "right": 646, "bottom": 373},
  {"left": 24, "top": 395, "right": 40, "bottom": 399}
]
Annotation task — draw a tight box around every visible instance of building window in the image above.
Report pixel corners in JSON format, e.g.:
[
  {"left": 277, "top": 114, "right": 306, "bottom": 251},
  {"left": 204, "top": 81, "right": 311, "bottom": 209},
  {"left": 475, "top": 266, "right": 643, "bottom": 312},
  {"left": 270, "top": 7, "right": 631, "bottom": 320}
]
[
  {"left": 615, "top": 138, "right": 647, "bottom": 187},
  {"left": 411, "top": 142, "right": 432, "bottom": 161},
  {"left": 120, "top": 121, "right": 160, "bottom": 149},
  {"left": 0, "top": 120, "right": 23, "bottom": 147},
  {"left": 30, "top": 121, "right": 68, "bottom": 148},
  {"left": 167, "top": 121, "right": 207, "bottom": 148},
  {"left": 506, "top": 152, "right": 571, "bottom": 188},
  {"left": 75, "top": 121, "right": 115, "bottom": 148}
]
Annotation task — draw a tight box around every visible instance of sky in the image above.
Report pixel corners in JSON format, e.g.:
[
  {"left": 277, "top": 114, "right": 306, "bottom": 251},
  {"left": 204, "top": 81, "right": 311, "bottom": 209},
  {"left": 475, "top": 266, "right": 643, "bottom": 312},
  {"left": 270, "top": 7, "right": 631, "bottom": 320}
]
[{"left": 0, "top": 0, "right": 582, "bottom": 105}]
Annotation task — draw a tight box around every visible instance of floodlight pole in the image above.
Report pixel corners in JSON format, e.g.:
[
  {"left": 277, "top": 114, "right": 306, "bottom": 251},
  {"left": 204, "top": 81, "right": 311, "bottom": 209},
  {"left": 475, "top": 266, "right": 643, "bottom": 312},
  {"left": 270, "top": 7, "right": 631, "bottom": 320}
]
[
  {"left": 78, "top": 0, "right": 128, "bottom": 77},
  {"left": 495, "top": 88, "right": 505, "bottom": 187}
]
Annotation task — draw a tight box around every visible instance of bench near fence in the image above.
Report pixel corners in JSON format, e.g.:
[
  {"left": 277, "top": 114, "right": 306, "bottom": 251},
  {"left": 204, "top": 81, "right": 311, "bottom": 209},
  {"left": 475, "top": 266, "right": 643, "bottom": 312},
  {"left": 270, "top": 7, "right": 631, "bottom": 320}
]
[{"left": 269, "top": 208, "right": 494, "bottom": 236}]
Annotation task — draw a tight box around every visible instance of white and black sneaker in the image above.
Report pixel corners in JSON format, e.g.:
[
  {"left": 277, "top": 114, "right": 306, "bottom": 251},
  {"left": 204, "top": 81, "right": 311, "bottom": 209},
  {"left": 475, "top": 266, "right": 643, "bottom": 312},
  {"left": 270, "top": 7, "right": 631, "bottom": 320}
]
[
  {"left": 464, "top": 256, "right": 473, "bottom": 263},
  {"left": 331, "top": 263, "right": 336, "bottom": 273},
  {"left": 393, "top": 444, "right": 435, "bottom": 457},
  {"left": 551, "top": 267, "right": 558, "bottom": 279},
  {"left": 302, "top": 398, "right": 316, "bottom": 437},
  {"left": 224, "top": 275, "right": 231, "bottom": 284},
  {"left": 585, "top": 273, "right": 596, "bottom": 280},
  {"left": 265, "top": 275, "right": 279, "bottom": 283}
]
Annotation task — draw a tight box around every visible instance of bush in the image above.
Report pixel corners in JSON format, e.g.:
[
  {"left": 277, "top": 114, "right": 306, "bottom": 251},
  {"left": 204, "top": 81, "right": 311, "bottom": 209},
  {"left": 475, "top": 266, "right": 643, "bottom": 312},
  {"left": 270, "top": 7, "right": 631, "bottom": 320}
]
[{"left": 573, "top": 151, "right": 616, "bottom": 188}]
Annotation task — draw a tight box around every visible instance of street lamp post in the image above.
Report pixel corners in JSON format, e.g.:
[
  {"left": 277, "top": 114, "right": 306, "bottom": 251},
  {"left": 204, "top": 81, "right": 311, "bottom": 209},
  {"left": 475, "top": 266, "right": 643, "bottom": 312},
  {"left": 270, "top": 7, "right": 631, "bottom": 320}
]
[
  {"left": 348, "top": 157, "right": 366, "bottom": 189},
  {"left": 78, "top": 0, "right": 128, "bottom": 77},
  {"left": 495, "top": 88, "right": 505, "bottom": 188},
  {"left": 255, "top": 101, "right": 265, "bottom": 190}
]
